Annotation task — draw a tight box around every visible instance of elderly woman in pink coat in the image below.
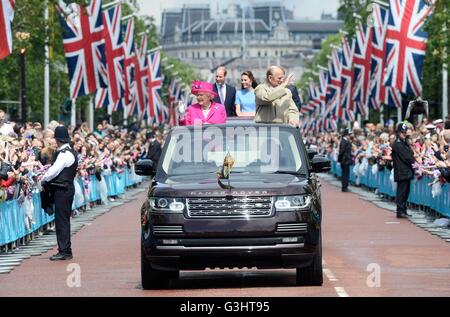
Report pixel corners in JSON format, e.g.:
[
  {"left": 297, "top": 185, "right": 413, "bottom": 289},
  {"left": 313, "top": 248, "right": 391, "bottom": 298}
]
[{"left": 179, "top": 81, "right": 227, "bottom": 126}]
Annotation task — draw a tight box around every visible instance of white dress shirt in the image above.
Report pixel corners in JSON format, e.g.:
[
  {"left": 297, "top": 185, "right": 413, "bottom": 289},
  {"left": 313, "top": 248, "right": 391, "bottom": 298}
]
[
  {"left": 0, "top": 123, "right": 14, "bottom": 136},
  {"left": 216, "top": 83, "right": 227, "bottom": 104},
  {"left": 42, "top": 144, "right": 76, "bottom": 183}
]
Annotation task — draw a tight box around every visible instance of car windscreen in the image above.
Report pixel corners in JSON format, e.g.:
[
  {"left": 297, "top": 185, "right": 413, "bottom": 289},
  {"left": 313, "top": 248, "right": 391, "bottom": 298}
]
[{"left": 161, "top": 126, "right": 303, "bottom": 177}]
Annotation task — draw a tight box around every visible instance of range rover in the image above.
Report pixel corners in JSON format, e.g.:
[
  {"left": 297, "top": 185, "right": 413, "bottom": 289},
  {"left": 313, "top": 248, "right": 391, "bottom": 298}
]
[{"left": 136, "top": 122, "right": 331, "bottom": 289}]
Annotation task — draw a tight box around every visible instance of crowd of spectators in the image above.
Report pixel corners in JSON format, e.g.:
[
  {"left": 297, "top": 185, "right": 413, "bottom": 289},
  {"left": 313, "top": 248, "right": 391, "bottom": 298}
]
[
  {"left": 305, "top": 118, "right": 450, "bottom": 198},
  {"left": 0, "top": 109, "right": 167, "bottom": 214}
]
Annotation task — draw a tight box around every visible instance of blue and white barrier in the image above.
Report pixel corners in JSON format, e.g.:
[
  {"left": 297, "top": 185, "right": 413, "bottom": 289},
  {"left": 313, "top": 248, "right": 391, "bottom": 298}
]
[
  {"left": 0, "top": 169, "right": 144, "bottom": 247},
  {"left": 331, "top": 161, "right": 450, "bottom": 218}
]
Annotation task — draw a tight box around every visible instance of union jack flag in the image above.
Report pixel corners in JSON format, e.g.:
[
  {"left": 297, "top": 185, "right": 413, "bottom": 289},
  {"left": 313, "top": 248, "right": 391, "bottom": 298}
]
[
  {"left": 167, "top": 77, "right": 180, "bottom": 126},
  {"left": 147, "top": 50, "right": 163, "bottom": 125},
  {"left": 304, "top": 82, "right": 321, "bottom": 115},
  {"left": 384, "top": 0, "right": 435, "bottom": 96},
  {"left": 123, "top": 18, "right": 137, "bottom": 116},
  {"left": 369, "top": 3, "right": 403, "bottom": 110},
  {"left": 317, "top": 68, "right": 329, "bottom": 132},
  {"left": 340, "top": 36, "right": 355, "bottom": 122},
  {"left": 135, "top": 35, "right": 148, "bottom": 119},
  {"left": 59, "top": 0, "right": 108, "bottom": 99},
  {"left": 352, "top": 21, "right": 373, "bottom": 117},
  {"left": 326, "top": 48, "right": 342, "bottom": 127},
  {"left": 95, "top": 4, "right": 125, "bottom": 112},
  {"left": 0, "top": 0, "right": 14, "bottom": 60}
]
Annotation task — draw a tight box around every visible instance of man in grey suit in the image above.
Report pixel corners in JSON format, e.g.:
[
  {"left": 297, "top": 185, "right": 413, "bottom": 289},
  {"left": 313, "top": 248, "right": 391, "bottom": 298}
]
[{"left": 213, "top": 67, "right": 237, "bottom": 117}]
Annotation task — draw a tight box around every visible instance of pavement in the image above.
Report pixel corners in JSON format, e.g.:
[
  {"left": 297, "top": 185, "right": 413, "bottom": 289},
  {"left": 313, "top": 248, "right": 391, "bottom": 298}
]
[{"left": 0, "top": 177, "right": 449, "bottom": 297}]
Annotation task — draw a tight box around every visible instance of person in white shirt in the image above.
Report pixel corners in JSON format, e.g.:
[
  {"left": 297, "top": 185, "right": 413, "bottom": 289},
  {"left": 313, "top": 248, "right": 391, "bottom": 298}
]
[
  {"left": 41, "top": 126, "right": 78, "bottom": 261},
  {"left": 0, "top": 110, "right": 14, "bottom": 136}
]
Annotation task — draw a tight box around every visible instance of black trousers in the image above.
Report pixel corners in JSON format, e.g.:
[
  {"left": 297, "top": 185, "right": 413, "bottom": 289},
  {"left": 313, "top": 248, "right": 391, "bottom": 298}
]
[
  {"left": 341, "top": 164, "right": 350, "bottom": 191},
  {"left": 396, "top": 180, "right": 411, "bottom": 214},
  {"left": 54, "top": 186, "right": 75, "bottom": 255}
]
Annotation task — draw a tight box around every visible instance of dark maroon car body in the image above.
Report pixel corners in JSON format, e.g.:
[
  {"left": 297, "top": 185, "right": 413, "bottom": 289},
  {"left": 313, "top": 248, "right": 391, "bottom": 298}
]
[{"left": 136, "top": 122, "right": 330, "bottom": 289}]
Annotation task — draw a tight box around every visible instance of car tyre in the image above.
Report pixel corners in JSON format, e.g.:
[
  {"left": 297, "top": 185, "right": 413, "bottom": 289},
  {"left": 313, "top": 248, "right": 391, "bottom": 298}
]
[
  {"left": 141, "top": 246, "right": 173, "bottom": 290},
  {"left": 296, "top": 233, "right": 323, "bottom": 286}
]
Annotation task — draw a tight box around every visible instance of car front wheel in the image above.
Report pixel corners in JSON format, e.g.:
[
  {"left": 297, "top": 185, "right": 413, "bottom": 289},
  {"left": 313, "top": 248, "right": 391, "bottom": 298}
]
[
  {"left": 296, "top": 233, "right": 323, "bottom": 286},
  {"left": 141, "top": 246, "right": 176, "bottom": 290}
]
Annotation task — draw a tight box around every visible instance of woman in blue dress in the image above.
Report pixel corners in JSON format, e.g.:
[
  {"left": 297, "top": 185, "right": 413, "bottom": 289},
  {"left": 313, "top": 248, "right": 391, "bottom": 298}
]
[{"left": 235, "top": 71, "right": 258, "bottom": 117}]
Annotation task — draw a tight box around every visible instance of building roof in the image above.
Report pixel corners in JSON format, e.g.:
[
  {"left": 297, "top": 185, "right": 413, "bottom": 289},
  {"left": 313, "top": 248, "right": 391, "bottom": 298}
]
[{"left": 286, "top": 21, "right": 344, "bottom": 33}]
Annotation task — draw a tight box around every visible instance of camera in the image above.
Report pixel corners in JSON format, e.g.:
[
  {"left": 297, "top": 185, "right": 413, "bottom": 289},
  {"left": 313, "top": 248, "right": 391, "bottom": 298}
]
[{"left": 0, "top": 162, "right": 12, "bottom": 181}]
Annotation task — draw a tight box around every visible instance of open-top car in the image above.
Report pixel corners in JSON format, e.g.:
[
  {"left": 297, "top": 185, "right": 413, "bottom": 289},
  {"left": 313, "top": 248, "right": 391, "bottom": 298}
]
[{"left": 136, "top": 122, "right": 331, "bottom": 289}]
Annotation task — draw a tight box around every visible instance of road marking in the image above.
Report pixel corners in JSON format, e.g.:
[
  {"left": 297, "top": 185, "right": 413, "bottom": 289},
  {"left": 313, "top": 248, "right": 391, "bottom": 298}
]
[
  {"left": 323, "top": 269, "right": 338, "bottom": 282},
  {"left": 335, "top": 287, "right": 350, "bottom": 297},
  {"left": 385, "top": 222, "right": 400, "bottom": 225}
]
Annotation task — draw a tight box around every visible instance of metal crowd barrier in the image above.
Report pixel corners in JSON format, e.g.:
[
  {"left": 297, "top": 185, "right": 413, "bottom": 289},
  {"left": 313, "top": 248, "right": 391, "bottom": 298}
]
[
  {"left": 0, "top": 169, "right": 144, "bottom": 247},
  {"left": 331, "top": 160, "right": 450, "bottom": 218}
]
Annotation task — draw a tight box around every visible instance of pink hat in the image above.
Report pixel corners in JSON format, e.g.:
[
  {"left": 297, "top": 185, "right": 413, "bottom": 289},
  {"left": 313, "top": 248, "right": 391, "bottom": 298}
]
[{"left": 191, "top": 80, "right": 218, "bottom": 98}]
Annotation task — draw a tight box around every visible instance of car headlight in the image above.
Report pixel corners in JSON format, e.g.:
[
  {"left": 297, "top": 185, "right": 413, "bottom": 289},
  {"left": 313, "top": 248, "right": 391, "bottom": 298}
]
[
  {"left": 274, "top": 195, "right": 312, "bottom": 211},
  {"left": 149, "top": 198, "right": 185, "bottom": 213}
]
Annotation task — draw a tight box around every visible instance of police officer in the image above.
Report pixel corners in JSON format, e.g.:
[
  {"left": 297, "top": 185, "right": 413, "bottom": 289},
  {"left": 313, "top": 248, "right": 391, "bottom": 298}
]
[
  {"left": 392, "top": 123, "right": 416, "bottom": 219},
  {"left": 41, "top": 126, "right": 78, "bottom": 261},
  {"left": 338, "top": 128, "right": 352, "bottom": 192}
]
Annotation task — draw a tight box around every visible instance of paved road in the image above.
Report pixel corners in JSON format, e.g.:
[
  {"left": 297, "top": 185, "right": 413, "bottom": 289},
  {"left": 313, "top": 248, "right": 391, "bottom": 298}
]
[{"left": 0, "top": 180, "right": 449, "bottom": 297}]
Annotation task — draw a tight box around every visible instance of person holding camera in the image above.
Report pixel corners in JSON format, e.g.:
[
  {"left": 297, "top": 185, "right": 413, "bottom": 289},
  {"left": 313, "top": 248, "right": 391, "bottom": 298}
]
[
  {"left": 392, "top": 123, "right": 416, "bottom": 219},
  {"left": 41, "top": 126, "right": 78, "bottom": 261}
]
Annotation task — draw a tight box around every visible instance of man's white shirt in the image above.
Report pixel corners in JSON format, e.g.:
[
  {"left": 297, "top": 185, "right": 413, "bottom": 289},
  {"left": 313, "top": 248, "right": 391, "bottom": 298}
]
[
  {"left": 216, "top": 83, "right": 227, "bottom": 104},
  {"left": 42, "top": 144, "right": 76, "bottom": 183},
  {"left": 0, "top": 123, "right": 14, "bottom": 136}
]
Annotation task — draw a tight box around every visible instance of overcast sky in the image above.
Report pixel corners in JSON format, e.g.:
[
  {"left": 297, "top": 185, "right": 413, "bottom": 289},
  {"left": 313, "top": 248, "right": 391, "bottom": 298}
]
[{"left": 138, "top": 0, "right": 341, "bottom": 29}]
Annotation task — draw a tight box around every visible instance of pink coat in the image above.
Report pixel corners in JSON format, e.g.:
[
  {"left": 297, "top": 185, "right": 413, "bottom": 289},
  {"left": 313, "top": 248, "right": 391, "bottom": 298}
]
[{"left": 179, "top": 102, "right": 227, "bottom": 126}]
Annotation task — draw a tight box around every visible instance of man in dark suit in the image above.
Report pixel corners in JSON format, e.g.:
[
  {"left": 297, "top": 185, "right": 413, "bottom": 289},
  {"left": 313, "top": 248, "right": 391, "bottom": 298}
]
[
  {"left": 392, "top": 123, "right": 416, "bottom": 219},
  {"left": 338, "top": 129, "right": 352, "bottom": 193},
  {"left": 288, "top": 85, "right": 302, "bottom": 111},
  {"left": 213, "top": 67, "right": 237, "bottom": 117}
]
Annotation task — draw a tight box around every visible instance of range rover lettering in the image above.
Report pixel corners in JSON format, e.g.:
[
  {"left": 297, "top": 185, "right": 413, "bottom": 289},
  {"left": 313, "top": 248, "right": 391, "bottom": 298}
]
[{"left": 136, "top": 122, "right": 331, "bottom": 289}]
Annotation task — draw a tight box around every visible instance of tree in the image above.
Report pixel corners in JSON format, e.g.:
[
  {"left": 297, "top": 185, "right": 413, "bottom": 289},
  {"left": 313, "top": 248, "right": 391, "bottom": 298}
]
[
  {"left": 0, "top": 0, "right": 196, "bottom": 125},
  {"left": 423, "top": 0, "right": 450, "bottom": 116}
]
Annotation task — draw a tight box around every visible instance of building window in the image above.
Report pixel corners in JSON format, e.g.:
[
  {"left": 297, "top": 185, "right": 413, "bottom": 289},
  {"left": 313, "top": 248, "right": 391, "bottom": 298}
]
[
  {"left": 264, "top": 51, "right": 268, "bottom": 57},
  {"left": 275, "top": 51, "right": 278, "bottom": 57},
  {"left": 197, "top": 52, "right": 200, "bottom": 59},
  {"left": 192, "top": 52, "right": 195, "bottom": 59},
  {"left": 212, "top": 51, "right": 215, "bottom": 58},
  {"left": 206, "top": 51, "right": 209, "bottom": 58},
  {"left": 258, "top": 51, "right": 261, "bottom": 57}
]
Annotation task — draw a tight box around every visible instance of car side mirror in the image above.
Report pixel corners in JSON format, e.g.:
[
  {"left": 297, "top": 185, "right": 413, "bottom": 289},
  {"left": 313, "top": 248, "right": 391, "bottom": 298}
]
[
  {"left": 135, "top": 160, "right": 155, "bottom": 176},
  {"left": 307, "top": 148, "right": 318, "bottom": 161},
  {"left": 310, "top": 155, "right": 331, "bottom": 173}
]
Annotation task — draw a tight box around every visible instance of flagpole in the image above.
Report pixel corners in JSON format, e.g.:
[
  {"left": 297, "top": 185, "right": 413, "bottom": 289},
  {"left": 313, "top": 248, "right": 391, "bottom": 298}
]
[
  {"left": 71, "top": 98, "right": 76, "bottom": 127},
  {"left": 443, "top": 8, "right": 448, "bottom": 120},
  {"left": 44, "top": 1, "right": 50, "bottom": 129},
  {"left": 88, "top": 96, "right": 94, "bottom": 131},
  {"left": 443, "top": 62, "right": 448, "bottom": 121}
]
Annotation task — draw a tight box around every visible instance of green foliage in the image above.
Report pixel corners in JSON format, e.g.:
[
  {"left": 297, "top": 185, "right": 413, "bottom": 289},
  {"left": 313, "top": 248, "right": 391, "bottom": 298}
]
[
  {"left": 423, "top": 0, "right": 450, "bottom": 110},
  {"left": 338, "top": 0, "right": 371, "bottom": 37},
  {"left": 297, "top": 34, "right": 342, "bottom": 100},
  {"left": 299, "top": 0, "right": 449, "bottom": 117}
]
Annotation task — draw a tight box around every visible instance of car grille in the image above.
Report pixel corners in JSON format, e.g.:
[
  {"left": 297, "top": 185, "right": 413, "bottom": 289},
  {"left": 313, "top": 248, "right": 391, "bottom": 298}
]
[
  {"left": 276, "top": 223, "right": 308, "bottom": 234},
  {"left": 153, "top": 225, "right": 184, "bottom": 235},
  {"left": 186, "top": 197, "right": 273, "bottom": 218}
]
